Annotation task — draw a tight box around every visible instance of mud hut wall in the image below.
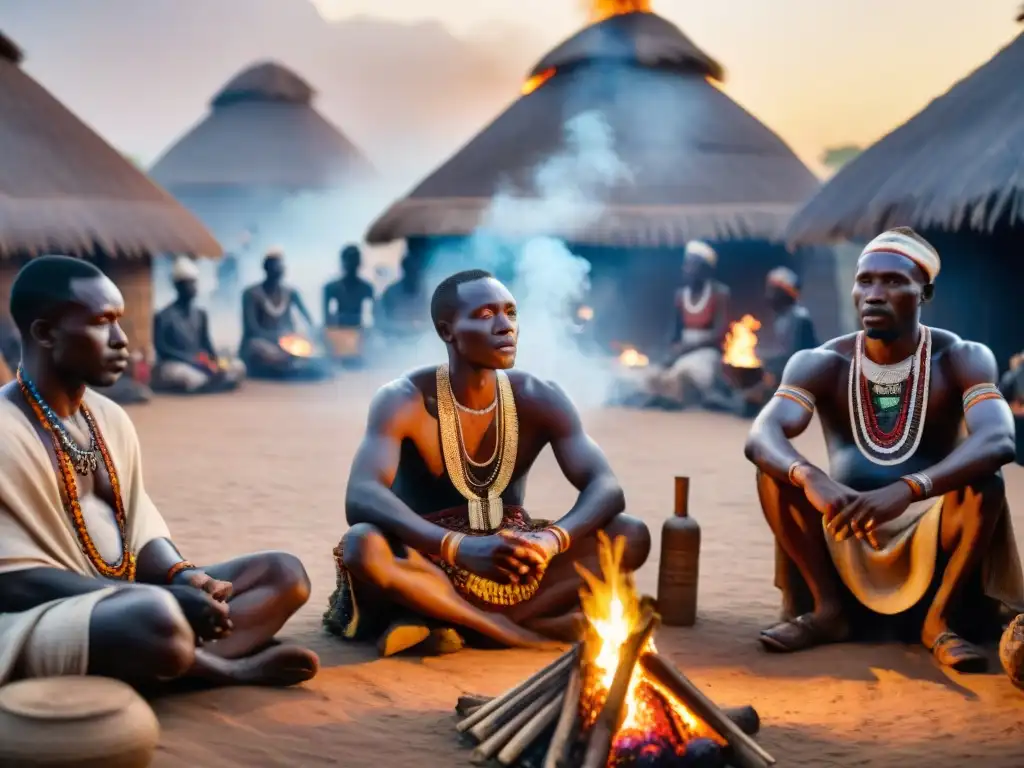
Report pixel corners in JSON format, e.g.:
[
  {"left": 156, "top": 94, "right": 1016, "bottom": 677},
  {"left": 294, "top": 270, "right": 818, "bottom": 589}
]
[{"left": 919, "top": 228, "right": 1022, "bottom": 372}]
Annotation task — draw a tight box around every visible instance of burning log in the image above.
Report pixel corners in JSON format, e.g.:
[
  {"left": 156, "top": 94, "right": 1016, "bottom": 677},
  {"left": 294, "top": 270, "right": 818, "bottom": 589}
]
[
  {"left": 582, "top": 609, "right": 659, "bottom": 768},
  {"left": 639, "top": 653, "right": 775, "bottom": 768}
]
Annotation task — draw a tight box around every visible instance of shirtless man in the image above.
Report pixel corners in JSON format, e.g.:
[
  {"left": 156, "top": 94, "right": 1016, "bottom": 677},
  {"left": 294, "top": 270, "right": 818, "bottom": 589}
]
[
  {"left": 744, "top": 228, "right": 1022, "bottom": 671},
  {"left": 643, "top": 241, "right": 730, "bottom": 409},
  {"left": 324, "top": 269, "right": 651, "bottom": 656},
  {"left": 0, "top": 255, "right": 318, "bottom": 686}
]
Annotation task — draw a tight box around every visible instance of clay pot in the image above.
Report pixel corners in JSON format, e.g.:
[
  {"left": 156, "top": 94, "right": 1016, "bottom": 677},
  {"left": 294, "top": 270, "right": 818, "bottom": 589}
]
[
  {"left": 1000, "top": 613, "right": 1024, "bottom": 690},
  {"left": 0, "top": 676, "right": 159, "bottom": 767}
]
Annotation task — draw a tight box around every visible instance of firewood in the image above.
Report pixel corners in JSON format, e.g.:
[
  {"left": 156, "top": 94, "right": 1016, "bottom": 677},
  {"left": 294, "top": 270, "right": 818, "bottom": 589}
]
[
  {"left": 639, "top": 653, "right": 775, "bottom": 768},
  {"left": 457, "top": 648, "right": 576, "bottom": 734},
  {"left": 581, "top": 608, "right": 660, "bottom": 768},
  {"left": 471, "top": 687, "right": 561, "bottom": 764},
  {"left": 722, "top": 705, "right": 760, "bottom": 736},
  {"left": 456, "top": 695, "right": 493, "bottom": 717},
  {"left": 542, "top": 664, "right": 581, "bottom": 768},
  {"left": 467, "top": 662, "right": 571, "bottom": 742},
  {"left": 497, "top": 692, "right": 564, "bottom": 765}
]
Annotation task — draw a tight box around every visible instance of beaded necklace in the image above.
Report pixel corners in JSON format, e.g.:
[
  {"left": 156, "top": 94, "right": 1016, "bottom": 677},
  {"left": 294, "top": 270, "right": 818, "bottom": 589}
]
[
  {"left": 848, "top": 327, "right": 932, "bottom": 466},
  {"left": 18, "top": 372, "right": 99, "bottom": 476},
  {"left": 17, "top": 368, "right": 136, "bottom": 580},
  {"left": 436, "top": 365, "right": 519, "bottom": 531}
]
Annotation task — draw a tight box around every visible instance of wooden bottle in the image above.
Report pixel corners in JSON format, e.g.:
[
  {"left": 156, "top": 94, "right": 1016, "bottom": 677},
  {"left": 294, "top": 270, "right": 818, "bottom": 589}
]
[{"left": 657, "top": 476, "right": 701, "bottom": 626}]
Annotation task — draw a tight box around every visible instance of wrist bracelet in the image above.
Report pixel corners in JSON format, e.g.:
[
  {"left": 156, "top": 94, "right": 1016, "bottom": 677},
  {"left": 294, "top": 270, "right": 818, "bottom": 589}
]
[
  {"left": 440, "top": 532, "right": 466, "bottom": 567},
  {"left": 787, "top": 460, "right": 809, "bottom": 487},
  {"left": 166, "top": 560, "right": 197, "bottom": 584},
  {"left": 900, "top": 472, "right": 933, "bottom": 500},
  {"left": 546, "top": 525, "right": 572, "bottom": 554}
]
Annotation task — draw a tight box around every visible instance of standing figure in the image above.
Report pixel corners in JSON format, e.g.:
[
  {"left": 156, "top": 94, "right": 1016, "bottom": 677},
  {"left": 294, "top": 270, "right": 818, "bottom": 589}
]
[
  {"left": 643, "top": 241, "right": 730, "bottom": 408},
  {"left": 239, "top": 249, "right": 330, "bottom": 380},
  {"left": 0, "top": 256, "right": 318, "bottom": 687},
  {"left": 376, "top": 254, "right": 430, "bottom": 340},
  {"left": 744, "top": 228, "right": 1023, "bottom": 672},
  {"left": 324, "top": 270, "right": 650, "bottom": 656},
  {"left": 152, "top": 256, "right": 245, "bottom": 394}
]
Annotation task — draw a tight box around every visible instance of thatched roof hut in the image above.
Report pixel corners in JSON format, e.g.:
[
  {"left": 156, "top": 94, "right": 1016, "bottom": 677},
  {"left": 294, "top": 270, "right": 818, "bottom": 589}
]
[
  {"left": 365, "top": 11, "right": 837, "bottom": 349},
  {"left": 0, "top": 30, "right": 221, "bottom": 365},
  {"left": 150, "top": 61, "right": 373, "bottom": 242},
  {"left": 786, "top": 25, "right": 1024, "bottom": 369}
]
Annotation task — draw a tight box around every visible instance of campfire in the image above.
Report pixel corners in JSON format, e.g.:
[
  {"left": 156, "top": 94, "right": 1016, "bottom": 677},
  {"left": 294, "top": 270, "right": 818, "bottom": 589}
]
[
  {"left": 616, "top": 346, "right": 649, "bottom": 368},
  {"left": 278, "top": 333, "right": 314, "bottom": 357},
  {"left": 577, "top": 305, "right": 595, "bottom": 322},
  {"left": 453, "top": 534, "right": 775, "bottom": 767},
  {"left": 722, "top": 316, "right": 760, "bottom": 369}
]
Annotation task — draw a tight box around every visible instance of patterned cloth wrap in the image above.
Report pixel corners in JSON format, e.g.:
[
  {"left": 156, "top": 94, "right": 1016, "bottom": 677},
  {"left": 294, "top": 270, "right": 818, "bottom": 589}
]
[{"left": 323, "top": 505, "right": 548, "bottom": 641}]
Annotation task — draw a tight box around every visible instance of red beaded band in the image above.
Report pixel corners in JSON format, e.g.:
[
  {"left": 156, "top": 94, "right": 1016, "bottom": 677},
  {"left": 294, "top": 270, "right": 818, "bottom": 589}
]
[{"left": 166, "top": 560, "right": 197, "bottom": 583}]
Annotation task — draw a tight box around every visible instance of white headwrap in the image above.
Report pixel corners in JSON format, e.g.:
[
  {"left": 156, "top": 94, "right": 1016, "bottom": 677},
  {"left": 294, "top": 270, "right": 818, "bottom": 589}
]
[
  {"left": 170, "top": 256, "right": 200, "bottom": 282},
  {"left": 860, "top": 228, "right": 941, "bottom": 282},
  {"left": 264, "top": 246, "right": 285, "bottom": 261},
  {"left": 767, "top": 266, "right": 799, "bottom": 297},
  {"left": 685, "top": 240, "right": 717, "bottom": 267}
]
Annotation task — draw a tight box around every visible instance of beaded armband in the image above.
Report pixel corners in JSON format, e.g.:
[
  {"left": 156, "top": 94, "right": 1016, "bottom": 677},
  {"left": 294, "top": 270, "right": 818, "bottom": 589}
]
[
  {"left": 166, "top": 560, "right": 197, "bottom": 584},
  {"left": 774, "top": 385, "right": 815, "bottom": 413},
  {"left": 963, "top": 383, "right": 1003, "bottom": 414},
  {"left": 545, "top": 525, "right": 572, "bottom": 554},
  {"left": 900, "top": 472, "right": 933, "bottom": 500}
]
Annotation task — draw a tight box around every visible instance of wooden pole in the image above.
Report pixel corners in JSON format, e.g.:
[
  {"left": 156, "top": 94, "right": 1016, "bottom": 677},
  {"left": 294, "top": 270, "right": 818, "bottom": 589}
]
[
  {"left": 497, "top": 693, "right": 564, "bottom": 766},
  {"left": 542, "top": 663, "right": 581, "bottom": 768},
  {"left": 468, "top": 665, "right": 570, "bottom": 742},
  {"left": 471, "top": 687, "right": 561, "bottom": 764},
  {"left": 639, "top": 653, "right": 775, "bottom": 768},
  {"left": 580, "top": 609, "right": 660, "bottom": 768},
  {"left": 457, "top": 648, "right": 576, "bottom": 733}
]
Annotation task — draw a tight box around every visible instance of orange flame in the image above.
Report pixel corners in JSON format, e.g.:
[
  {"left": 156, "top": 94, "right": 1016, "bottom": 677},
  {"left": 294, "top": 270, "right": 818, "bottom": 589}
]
[
  {"left": 617, "top": 346, "right": 649, "bottom": 368},
  {"left": 722, "top": 315, "right": 761, "bottom": 368},
  {"left": 279, "top": 334, "right": 314, "bottom": 358},
  {"left": 522, "top": 67, "right": 555, "bottom": 95},
  {"left": 577, "top": 534, "right": 719, "bottom": 745},
  {"left": 577, "top": 305, "right": 595, "bottom": 321},
  {"left": 588, "top": 0, "right": 653, "bottom": 23}
]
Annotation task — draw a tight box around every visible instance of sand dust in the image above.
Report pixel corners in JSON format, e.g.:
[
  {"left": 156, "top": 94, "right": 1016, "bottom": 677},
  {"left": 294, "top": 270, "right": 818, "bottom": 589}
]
[{"left": 126, "top": 376, "right": 1024, "bottom": 767}]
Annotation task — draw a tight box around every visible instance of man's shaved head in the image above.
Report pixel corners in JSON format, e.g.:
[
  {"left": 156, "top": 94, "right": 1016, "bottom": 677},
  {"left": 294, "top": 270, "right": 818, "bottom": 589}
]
[
  {"left": 9, "top": 255, "right": 106, "bottom": 337},
  {"left": 429, "top": 269, "right": 495, "bottom": 333}
]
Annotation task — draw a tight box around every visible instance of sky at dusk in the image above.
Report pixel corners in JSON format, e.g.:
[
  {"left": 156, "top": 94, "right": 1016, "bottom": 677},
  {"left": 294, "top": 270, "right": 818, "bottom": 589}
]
[{"left": 1, "top": 0, "right": 1019, "bottom": 179}]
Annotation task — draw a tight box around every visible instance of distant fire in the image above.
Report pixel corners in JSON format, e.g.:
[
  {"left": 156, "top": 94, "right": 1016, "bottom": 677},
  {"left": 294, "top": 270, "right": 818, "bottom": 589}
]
[
  {"left": 722, "top": 315, "right": 761, "bottom": 368},
  {"left": 279, "top": 334, "right": 314, "bottom": 358},
  {"left": 589, "top": 0, "right": 652, "bottom": 23},
  {"left": 577, "top": 305, "right": 595, "bottom": 321},
  {"left": 522, "top": 67, "right": 556, "bottom": 95},
  {"left": 618, "top": 347, "right": 649, "bottom": 368}
]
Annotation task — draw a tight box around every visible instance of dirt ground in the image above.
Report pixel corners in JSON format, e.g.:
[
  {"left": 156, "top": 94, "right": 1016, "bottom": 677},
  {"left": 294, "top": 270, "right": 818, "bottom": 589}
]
[{"left": 129, "top": 375, "right": 1024, "bottom": 767}]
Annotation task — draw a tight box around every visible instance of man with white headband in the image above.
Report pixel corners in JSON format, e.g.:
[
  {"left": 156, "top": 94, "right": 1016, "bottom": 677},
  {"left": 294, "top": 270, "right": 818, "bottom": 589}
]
[
  {"left": 643, "top": 240, "right": 730, "bottom": 408},
  {"left": 744, "top": 226, "right": 1022, "bottom": 672},
  {"left": 152, "top": 256, "right": 246, "bottom": 394}
]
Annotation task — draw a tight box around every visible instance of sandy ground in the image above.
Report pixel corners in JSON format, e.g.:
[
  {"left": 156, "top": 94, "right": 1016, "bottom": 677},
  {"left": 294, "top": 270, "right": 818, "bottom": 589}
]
[{"left": 125, "top": 376, "right": 1024, "bottom": 767}]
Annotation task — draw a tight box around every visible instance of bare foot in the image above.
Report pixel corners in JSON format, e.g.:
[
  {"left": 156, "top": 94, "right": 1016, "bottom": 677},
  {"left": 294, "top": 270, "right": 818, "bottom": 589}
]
[
  {"left": 487, "top": 614, "right": 567, "bottom": 650},
  {"left": 759, "top": 609, "right": 849, "bottom": 653},
  {"left": 195, "top": 644, "right": 319, "bottom": 686},
  {"left": 523, "top": 612, "right": 585, "bottom": 643}
]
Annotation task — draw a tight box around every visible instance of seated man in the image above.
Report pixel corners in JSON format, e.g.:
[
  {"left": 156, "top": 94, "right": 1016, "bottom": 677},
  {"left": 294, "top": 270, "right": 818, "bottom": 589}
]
[
  {"left": 642, "top": 241, "right": 730, "bottom": 409},
  {"left": 324, "top": 269, "right": 651, "bottom": 656},
  {"left": 374, "top": 254, "right": 430, "bottom": 341},
  {"left": 239, "top": 249, "right": 331, "bottom": 380},
  {"left": 0, "top": 256, "right": 318, "bottom": 687},
  {"left": 322, "top": 244, "right": 375, "bottom": 362},
  {"left": 152, "top": 256, "right": 245, "bottom": 394},
  {"left": 713, "top": 267, "right": 818, "bottom": 416},
  {"left": 744, "top": 228, "right": 1023, "bottom": 672}
]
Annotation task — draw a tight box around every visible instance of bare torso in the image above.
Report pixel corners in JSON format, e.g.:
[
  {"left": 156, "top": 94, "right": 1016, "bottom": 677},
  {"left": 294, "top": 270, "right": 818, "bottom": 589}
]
[
  {"left": 811, "top": 328, "right": 965, "bottom": 491},
  {"left": 385, "top": 366, "right": 561, "bottom": 516}
]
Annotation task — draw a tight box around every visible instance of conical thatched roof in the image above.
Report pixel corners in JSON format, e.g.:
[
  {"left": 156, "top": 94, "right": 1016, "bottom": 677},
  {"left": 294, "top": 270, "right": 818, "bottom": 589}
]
[
  {"left": 150, "top": 61, "right": 372, "bottom": 191},
  {"left": 787, "top": 31, "right": 1024, "bottom": 245},
  {"left": 366, "top": 11, "right": 816, "bottom": 247},
  {"left": 0, "top": 31, "right": 221, "bottom": 259}
]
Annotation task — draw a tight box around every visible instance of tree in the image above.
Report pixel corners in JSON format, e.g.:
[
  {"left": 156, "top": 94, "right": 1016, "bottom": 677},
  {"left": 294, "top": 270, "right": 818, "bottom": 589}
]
[{"left": 820, "top": 145, "right": 862, "bottom": 174}]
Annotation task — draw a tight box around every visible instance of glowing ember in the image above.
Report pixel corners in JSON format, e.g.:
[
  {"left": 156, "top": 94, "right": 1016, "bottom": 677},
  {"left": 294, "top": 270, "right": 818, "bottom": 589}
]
[
  {"left": 522, "top": 67, "right": 556, "bottom": 95},
  {"left": 577, "top": 305, "right": 595, "bottom": 321},
  {"left": 618, "top": 347, "right": 649, "bottom": 368},
  {"left": 577, "top": 534, "right": 718, "bottom": 754},
  {"left": 722, "top": 315, "right": 761, "bottom": 368},
  {"left": 279, "top": 334, "right": 314, "bottom": 357},
  {"left": 588, "top": 0, "right": 652, "bottom": 23}
]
